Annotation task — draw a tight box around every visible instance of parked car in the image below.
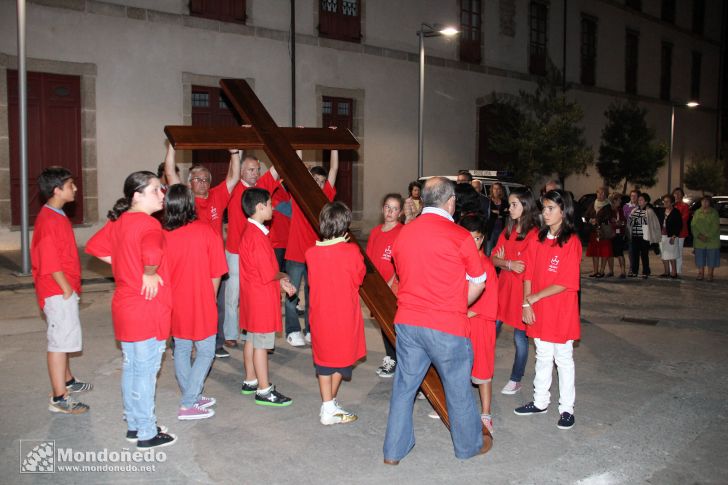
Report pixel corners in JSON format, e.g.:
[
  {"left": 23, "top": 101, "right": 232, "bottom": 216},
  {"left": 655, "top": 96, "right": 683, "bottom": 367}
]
[
  {"left": 418, "top": 170, "right": 527, "bottom": 197},
  {"left": 711, "top": 196, "right": 728, "bottom": 247}
]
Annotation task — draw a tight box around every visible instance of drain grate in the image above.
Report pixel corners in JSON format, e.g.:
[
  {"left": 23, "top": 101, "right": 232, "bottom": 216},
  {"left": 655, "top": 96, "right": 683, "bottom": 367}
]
[{"left": 621, "top": 316, "right": 659, "bottom": 325}]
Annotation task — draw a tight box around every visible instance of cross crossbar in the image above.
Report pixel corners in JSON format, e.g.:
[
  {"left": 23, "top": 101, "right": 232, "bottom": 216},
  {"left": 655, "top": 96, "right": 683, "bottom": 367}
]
[{"left": 164, "top": 126, "right": 359, "bottom": 150}]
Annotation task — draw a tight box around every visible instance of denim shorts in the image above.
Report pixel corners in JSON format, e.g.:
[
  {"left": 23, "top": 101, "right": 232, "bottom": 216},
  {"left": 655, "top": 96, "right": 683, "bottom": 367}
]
[{"left": 314, "top": 364, "right": 353, "bottom": 379}]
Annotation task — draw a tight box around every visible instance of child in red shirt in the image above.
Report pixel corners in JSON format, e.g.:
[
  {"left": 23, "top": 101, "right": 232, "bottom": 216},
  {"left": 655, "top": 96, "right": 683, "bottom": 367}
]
[
  {"left": 163, "top": 185, "right": 228, "bottom": 421},
  {"left": 515, "top": 190, "right": 582, "bottom": 431},
  {"left": 365, "top": 193, "right": 403, "bottom": 379},
  {"left": 238, "top": 188, "right": 297, "bottom": 407},
  {"left": 306, "top": 202, "right": 366, "bottom": 425},
  {"left": 86, "top": 171, "right": 176, "bottom": 449},
  {"left": 32, "top": 167, "right": 92, "bottom": 415}
]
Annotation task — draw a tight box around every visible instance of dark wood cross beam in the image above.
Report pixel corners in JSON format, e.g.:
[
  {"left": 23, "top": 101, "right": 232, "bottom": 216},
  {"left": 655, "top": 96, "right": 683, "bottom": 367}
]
[{"left": 164, "top": 79, "right": 453, "bottom": 429}]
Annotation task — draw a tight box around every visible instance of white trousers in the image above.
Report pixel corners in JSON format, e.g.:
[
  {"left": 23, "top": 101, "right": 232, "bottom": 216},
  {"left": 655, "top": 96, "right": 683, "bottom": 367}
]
[
  {"left": 675, "top": 237, "right": 685, "bottom": 274},
  {"left": 533, "top": 338, "right": 575, "bottom": 415}
]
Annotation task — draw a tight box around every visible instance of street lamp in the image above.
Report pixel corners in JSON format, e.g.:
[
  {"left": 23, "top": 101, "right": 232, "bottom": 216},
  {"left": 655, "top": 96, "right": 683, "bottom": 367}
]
[
  {"left": 417, "top": 23, "right": 459, "bottom": 179},
  {"left": 667, "top": 100, "right": 699, "bottom": 193}
]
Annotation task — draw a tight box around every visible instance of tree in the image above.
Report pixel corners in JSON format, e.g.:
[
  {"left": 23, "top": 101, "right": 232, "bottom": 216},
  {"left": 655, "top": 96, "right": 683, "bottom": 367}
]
[
  {"left": 597, "top": 101, "right": 667, "bottom": 193},
  {"left": 486, "top": 73, "right": 593, "bottom": 187},
  {"left": 684, "top": 157, "right": 726, "bottom": 195}
]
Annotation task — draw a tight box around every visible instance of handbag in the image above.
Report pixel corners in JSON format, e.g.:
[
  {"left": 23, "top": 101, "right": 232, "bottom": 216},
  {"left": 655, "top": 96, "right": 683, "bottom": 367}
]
[{"left": 598, "top": 223, "right": 615, "bottom": 240}]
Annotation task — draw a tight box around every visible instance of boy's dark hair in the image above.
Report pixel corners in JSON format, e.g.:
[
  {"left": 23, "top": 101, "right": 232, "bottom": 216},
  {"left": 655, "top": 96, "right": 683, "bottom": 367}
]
[
  {"left": 504, "top": 187, "right": 540, "bottom": 241},
  {"left": 459, "top": 213, "right": 486, "bottom": 236},
  {"left": 310, "top": 165, "right": 327, "bottom": 178},
  {"left": 538, "top": 189, "right": 576, "bottom": 246},
  {"left": 242, "top": 187, "right": 271, "bottom": 217},
  {"left": 163, "top": 184, "right": 197, "bottom": 230},
  {"left": 457, "top": 170, "right": 473, "bottom": 182},
  {"left": 454, "top": 183, "right": 482, "bottom": 223},
  {"left": 38, "top": 166, "right": 73, "bottom": 200},
  {"left": 382, "top": 193, "right": 403, "bottom": 208},
  {"left": 108, "top": 171, "right": 157, "bottom": 221},
  {"left": 319, "top": 201, "right": 351, "bottom": 239}
]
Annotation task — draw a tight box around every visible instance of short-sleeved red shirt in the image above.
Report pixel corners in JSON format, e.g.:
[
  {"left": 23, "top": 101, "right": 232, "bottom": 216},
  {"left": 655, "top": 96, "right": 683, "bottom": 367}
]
[
  {"left": 492, "top": 228, "right": 538, "bottom": 330},
  {"left": 365, "top": 223, "right": 402, "bottom": 283},
  {"left": 285, "top": 181, "right": 336, "bottom": 263},
  {"left": 31, "top": 206, "right": 82, "bottom": 309},
  {"left": 675, "top": 202, "right": 689, "bottom": 238},
  {"left": 393, "top": 212, "right": 485, "bottom": 338},
  {"left": 165, "top": 221, "right": 228, "bottom": 340},
  {"left": 306, "top": 240, "right": 366, "bottom": 367},
  {"left": 195, "top": 181, "right": 231, "bottom": 237},
  {"left": 524, "top": 234, "right": 582, "bottom": 343},
  {"left": 85, "top": 212, "right": 172, "bottom": 342},
  {"left": 225, "top": 172, "right": 278, "bottom": 254},
  {"left": 469, "top": 252, "right": 499, "bottom": 322},
  {"left": 238, "top": 220, "right": 282, "bottom": 333}
]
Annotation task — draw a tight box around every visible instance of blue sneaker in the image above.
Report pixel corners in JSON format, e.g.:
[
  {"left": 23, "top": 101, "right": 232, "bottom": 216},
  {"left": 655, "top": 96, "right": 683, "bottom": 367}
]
[{"left": 514, "top": 402, "right": 548, "bottom": 416}]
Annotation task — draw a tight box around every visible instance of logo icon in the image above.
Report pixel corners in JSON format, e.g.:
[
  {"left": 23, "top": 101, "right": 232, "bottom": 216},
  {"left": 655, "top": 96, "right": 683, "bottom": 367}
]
[
  {"left": 20, "top": 440, "right": 55, "bottom": 473},
  {"left": 550, "top": 256, "right": 560, "bottom": 266}
]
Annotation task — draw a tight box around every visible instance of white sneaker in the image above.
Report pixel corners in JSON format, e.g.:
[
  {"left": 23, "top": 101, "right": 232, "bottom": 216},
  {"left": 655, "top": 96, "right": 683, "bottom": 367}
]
[
  {"left": 286, "top": 331, "right": 305, "bottom": 347},
  {"left": 501, "top": 380, "right": 522, "bottom": 395},
  {"left": 304, "top": 332, "right": 311, "bottom": 344},
  {"left": 320, "top": 405, "right": 358, "bottom": 425},
  {"left": 376, "top": 356, "right": 396, "bottom": 378}
]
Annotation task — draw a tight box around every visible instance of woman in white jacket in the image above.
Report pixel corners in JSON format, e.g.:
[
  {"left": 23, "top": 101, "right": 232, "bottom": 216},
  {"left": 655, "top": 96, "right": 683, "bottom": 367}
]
[{"left": 626, "top": 193, "right": 660, "bottom": 278}]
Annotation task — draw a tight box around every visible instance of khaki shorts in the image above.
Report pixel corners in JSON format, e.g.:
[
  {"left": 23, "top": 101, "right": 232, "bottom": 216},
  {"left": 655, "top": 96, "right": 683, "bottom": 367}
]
[
  {"left": 246, "top": 331, "right": 275, "bottom": 350},
  {"left": 43, "top": 293, "right": 82, "bottom": 353}
]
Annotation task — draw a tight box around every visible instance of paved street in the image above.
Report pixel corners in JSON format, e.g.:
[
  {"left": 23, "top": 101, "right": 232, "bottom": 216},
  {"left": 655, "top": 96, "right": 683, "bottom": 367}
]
[{"left": 0, "top": 248, "right": 726, "bottom": 484}]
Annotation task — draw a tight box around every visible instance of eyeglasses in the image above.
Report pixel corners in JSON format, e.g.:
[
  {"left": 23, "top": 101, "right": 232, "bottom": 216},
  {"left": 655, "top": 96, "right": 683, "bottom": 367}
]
[{"left": 191, "top": 177, "right": 211, "bottom": 184}]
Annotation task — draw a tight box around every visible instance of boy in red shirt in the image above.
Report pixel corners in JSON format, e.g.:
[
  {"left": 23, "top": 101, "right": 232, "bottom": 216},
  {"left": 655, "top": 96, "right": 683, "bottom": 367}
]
[
  {"left": 516, "top": 190, "right": 582, "bottom": 430},
  {"left": 238, "top": 188, "right": 297, "bottom": 406},
  {"left": 306, "top": 202, "right": 366, "bottom": 425},
  {"left": 32, "top": 167, "right": 92, "bottom": 414}
]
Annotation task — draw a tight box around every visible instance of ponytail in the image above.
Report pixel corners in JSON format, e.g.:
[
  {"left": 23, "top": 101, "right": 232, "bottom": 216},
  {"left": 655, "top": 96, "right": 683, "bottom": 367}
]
[
  {"left": 107, "top": 197, "right": 131, "bottom": 221},
  {"left": 107, "top": 170, "right": 157, "bottom": 221}
]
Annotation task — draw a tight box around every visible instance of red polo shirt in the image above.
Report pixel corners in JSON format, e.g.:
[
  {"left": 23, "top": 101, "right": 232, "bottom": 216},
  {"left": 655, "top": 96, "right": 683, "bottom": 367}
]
[
  {"left": 392, "top": 211, "right": 485, "bottom": 337},
  {"left": 225, "top": 171, "right": 278, "bottom": 254},
  {"left": 195, "top": 181, "right": 231, "bottom": 237},
  {"left": 285, "top": 181, "right": 336, "bottom": 263}
]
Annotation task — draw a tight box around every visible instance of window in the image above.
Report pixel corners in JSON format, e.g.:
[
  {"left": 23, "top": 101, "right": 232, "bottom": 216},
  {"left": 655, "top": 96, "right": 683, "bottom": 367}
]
[
  {"left": 459, "top": 0, "right": 482, "bottom": 64},
  {"left": 660, "top": 42, "right": 672, "bottom": 101},
  {"left": 691, "top": 51, "right": 702, "bottom": 101},
  {"left": 661, "top": 0, "right": 675, "bottom": 23},
  {"left": 191, "top": 86, "right": 240, "bottom": 183},
  {"left": 318, "top": 0, "right": 361, "bottom": 43},
  {"left": 529, "top": 2, "right": 548, "bottom": 76},
  {"left": 625, "top": 0, "right": 641, "bottom": 11},
  {"left": 625, "top": 30, "right": 639, "bottom": 94},
  {"left": 580, "top": 16, "right": 597, "bottom": 86},
  {"left": 692, "top": 0, "right": 705, "bottom": 35},
  {"left": 322, "top": 96, "right": 354, "bottom": 208},
  {"left": 189, "top": 0, "right": 246, "bottom": 23}
]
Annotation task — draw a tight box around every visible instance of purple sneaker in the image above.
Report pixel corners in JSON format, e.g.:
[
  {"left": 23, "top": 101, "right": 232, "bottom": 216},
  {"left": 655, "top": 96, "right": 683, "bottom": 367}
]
[
  {"left": 195, "top": 396, "right": 216, "bottom": 409},
  {"left": 178, "top": 404, "right": 215, "bottom": 421}
]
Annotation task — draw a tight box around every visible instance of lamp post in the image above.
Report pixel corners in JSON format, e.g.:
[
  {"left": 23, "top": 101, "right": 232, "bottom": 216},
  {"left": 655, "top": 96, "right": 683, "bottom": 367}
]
[
  {"left": 667, "top": 101, "right": 699, "bottom": 194},
  {"left": 417, "top": 23, "right": 458, "bottom": 179}
]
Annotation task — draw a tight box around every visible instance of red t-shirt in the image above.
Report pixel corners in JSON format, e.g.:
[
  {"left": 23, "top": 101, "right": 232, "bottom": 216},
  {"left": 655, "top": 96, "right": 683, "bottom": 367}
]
[
  {"left": 306, "top": 240, "right": 366, "bottom": 367},
  {"left": 468, "top": 252, "right": 498, "bottom": 380},
  {"left": 524, "top": 234, "right": 582, "bottom": 343},
  {"left": 675, "top": 202, "right": 689, "bottom": 238},
  {"left": 31, "top": 206, "right": 82, "bottom": 309},
  {"left": 195, "top": 181, "right": 231, "bottom": 238},
  {"left": 469, "top": 252, "right": 499, "bottom": 323},
  {"left": 285, "top": 181, "right": 336, "bottom": 263},
  {"left": 393, "top": 212, "right": 485, "bottom": 338},
  {"left": 238, "top": 221, "right": 282, "bottom": 333},
  {"left": 365, "top": 223, "right": 402, "bottom": 283},
  {"left": 85, "top": 212, "right": 172, "bottom": 342},
  {"left": 492, "top": 228, "right": 538, "bottom": 330},
  {"left": 225, "top": 172, "right": 278, "bottom": 254},
  {"left": 165, "top": 221, "right": 228, "bottom": 340},
  {"left": 269, "top": 186, "right": 292, "bottom": 249}
]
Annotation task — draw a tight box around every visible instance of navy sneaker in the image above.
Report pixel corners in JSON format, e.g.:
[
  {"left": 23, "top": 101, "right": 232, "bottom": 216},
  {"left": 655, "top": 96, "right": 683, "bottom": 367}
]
[
  {"left": 214, "top": 347, "right": 230, "bottom": 358},
  {"left": 514, "top": 402, "right": 548, "bottom": 416},
  {"left": 557, "top": 412, "right": 575, "bottom": 429},
  {"left": 137, "top": 432, "right": 177, "bottom": 449},
  {"left": 126, "top": 425, "right": 168, "bottom": 443},
  {"left": 240, "top": 381, "right": 258, "bottom": 395}
]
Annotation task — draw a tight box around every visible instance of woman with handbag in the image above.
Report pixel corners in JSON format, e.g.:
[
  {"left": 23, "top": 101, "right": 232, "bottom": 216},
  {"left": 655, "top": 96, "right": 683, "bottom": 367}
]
[
  {"left": 585, "top": 187, "right": 614, "bottom": 278},
  {"left": 607, "top": 193, "right": 627, "bottom": 278},
  {"left": 626, "top": 193, "right": 660, "bottom": 278}
]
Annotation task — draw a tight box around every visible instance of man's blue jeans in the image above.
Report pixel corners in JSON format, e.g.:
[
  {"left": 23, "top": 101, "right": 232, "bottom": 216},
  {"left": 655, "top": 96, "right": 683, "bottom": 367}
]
[
  {"left": 173, "top": 334, "right": 216, "bottom": 408},
  {"left": 495, "top": 320, "right": 529, "bottom": 382},
  {"left": 383, "top": 324, "right": 483, "bottom": 460},
  {"left": 121, "top": 338, "right": 166, "bottom": 441},
  {"left": 284, "top": 260, "right": 309, "bottom": 336}
]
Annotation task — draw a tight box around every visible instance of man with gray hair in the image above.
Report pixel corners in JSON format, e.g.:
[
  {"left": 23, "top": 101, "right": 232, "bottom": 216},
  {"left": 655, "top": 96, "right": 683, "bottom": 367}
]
[{"left": 383, "top": 176, "right": 489, "bottom": 464}]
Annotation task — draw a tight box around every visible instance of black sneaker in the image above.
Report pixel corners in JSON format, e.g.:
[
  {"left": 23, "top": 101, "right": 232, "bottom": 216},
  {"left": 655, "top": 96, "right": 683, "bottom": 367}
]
[
  {"left": 215, "top": 347, "right": 230, "bottom": 358},
  {"left": 136, "top": 432, "right": 177, "bottom": 449},
  {"left": 514, "top": 402, "right": 548, "bottom": 416},
  {"left": 66, "top": 379, "right": 93, "bottom": 393},
  {"left": 255, "top": 386, "right": 292, "bottom": 407},
  {"left": 126, "top": 425, "right": 168, "bottom": 443},
  {"left": 557, "top": 412, "right": 575, "bottom": 429},
  {"left": 240, "top": 381, "right": 258, "bottom": 395}
]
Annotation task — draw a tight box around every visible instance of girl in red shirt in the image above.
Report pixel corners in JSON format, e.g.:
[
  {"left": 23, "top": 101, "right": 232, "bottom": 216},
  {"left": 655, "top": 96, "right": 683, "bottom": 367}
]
[
  {"left": 365, "top": 193, "right": 403, "bottom": 379},
  {"left": 85, "top": 171, "right": 175, "bottom": 449},
  {"left": 491, "top": 188, "right": 540, "bottom": 395},
  {"left": 515, "top": 190, "right": 581, "bottom": 431},
  {"left": 163, "top": 185, "right": 228, "bottom": 421},
  {"left": 306, "top": 202, "right": 366, "bottom": 426}
]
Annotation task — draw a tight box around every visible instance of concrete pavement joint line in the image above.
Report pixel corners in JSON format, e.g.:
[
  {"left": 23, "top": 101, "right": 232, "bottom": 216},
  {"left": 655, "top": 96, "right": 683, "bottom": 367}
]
[{"left": 0, "top": 276, "right": 114, "bottom": 292}]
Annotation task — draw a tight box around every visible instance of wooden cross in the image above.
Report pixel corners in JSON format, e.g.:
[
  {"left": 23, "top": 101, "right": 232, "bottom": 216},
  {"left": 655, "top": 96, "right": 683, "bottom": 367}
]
[{"left": 165, "top": 79, "right": 453, "bottom": 429}]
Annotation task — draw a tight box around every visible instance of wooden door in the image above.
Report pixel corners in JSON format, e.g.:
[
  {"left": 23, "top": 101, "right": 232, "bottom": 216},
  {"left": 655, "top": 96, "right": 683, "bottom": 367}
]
[
  {"left": 8, "top": 71, "right": 83, "bottom": 224},
  {"left": 322, "top": 96, "right": 354, "bottom": 209},
  {"left": 191, "top": 85, "right": 240, "bottom": 184}
]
